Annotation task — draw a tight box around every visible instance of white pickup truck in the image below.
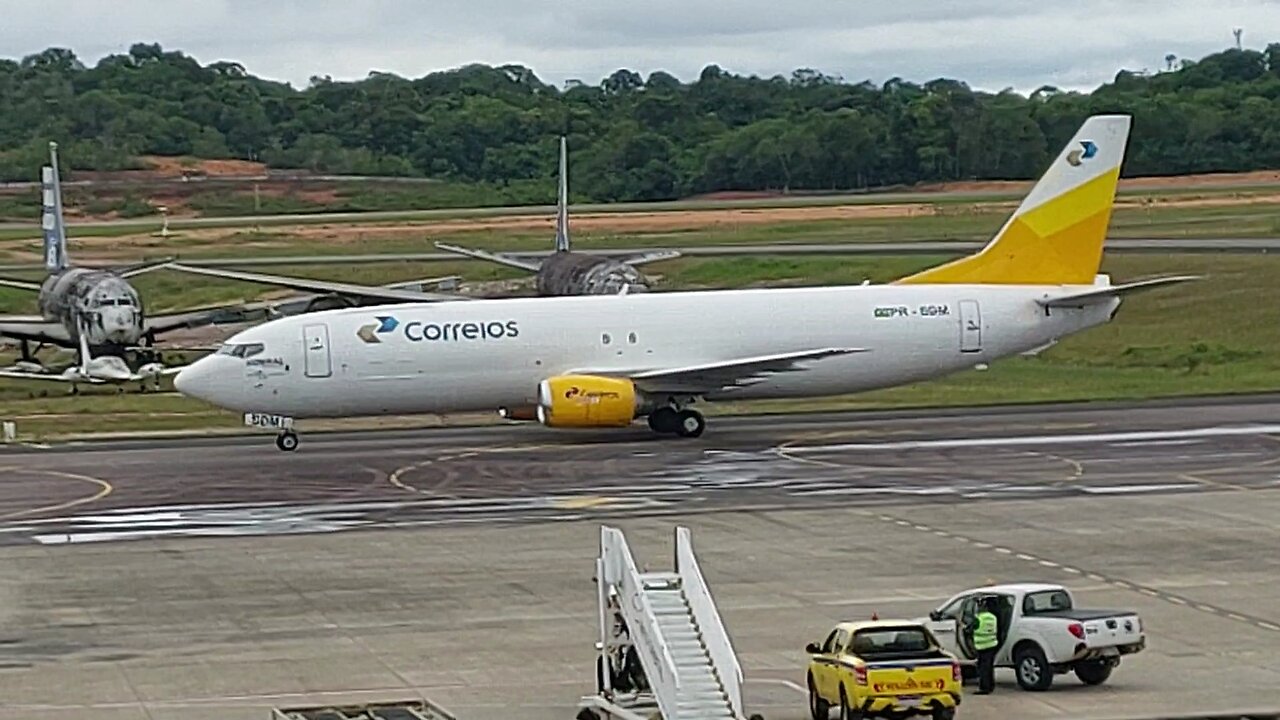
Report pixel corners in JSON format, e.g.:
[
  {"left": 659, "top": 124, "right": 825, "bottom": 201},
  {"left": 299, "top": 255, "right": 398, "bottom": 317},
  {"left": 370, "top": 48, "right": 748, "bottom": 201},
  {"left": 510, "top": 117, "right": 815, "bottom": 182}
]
[{"left": 917, "top": 582, "right": 1145, "bottom": 691}]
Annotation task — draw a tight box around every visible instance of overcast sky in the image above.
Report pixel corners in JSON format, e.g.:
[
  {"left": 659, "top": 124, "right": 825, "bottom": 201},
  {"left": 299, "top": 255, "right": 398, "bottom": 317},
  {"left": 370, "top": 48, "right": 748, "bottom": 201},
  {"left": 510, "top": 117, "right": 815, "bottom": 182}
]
[{"left": 3, "top": 0, "right": 1277, "bottom": 93}]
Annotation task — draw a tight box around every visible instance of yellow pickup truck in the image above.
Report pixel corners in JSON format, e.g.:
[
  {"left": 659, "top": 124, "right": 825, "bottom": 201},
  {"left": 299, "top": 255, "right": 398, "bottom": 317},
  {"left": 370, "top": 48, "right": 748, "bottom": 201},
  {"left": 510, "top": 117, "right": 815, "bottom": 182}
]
[{"left": 805, "top": 619, "right": 962, "bottom": 720}]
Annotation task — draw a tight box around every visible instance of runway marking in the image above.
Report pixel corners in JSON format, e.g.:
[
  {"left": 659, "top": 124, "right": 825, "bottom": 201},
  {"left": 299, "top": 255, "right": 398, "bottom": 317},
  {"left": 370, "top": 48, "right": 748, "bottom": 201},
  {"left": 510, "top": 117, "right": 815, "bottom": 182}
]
[
  {"left": 855, "top": 509, "right": 1280, "bottom": 634},
  {"left": 0, "top": 467, "right": 113, "bottom": 521},
  {"left": 786, "top": 424, "right": 1280, "bottom": 452},
  {"left": 743, "top": 678, "right": 807, "bottom": 695}
]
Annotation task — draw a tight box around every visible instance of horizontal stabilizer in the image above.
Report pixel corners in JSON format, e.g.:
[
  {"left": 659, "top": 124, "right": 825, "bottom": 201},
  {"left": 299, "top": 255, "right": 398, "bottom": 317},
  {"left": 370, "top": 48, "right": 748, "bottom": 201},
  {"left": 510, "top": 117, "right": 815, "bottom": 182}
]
[
  {"left": 1036, "top": 275, "right": 1199, "bottom": 308},
  {"left": 433, "top": 242, "right": 542, "bottom": 272},
  {"left": 620, "top": 250, "right": 682, "bottom": 266}
]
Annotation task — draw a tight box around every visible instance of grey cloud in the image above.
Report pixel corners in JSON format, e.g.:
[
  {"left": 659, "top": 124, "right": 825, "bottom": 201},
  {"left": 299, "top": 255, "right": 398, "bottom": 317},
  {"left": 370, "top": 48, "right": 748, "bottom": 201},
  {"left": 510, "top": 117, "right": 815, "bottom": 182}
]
[{"left": 2, "top": 0, "right": 1276, "bottom": 93}]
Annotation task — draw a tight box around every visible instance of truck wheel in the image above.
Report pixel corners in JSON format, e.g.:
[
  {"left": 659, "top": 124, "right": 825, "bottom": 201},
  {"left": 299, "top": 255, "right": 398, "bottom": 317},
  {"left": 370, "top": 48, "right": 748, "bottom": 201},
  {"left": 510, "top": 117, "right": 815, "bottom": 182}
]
[
  {"left": 1074, "top": 659, "right": 1113, "bottom": 686},
  {"left": 838, "top": 685, "right": 862, "bottom": 720},
  {"left": 807, "top": 674, "right": 829, "bottom": 720},
  {"left": 1014, "top": 644, "right": 1054, "bottom": 691},
  {"left": 932, "top": 708, "right": 956, "bottom": 720}
]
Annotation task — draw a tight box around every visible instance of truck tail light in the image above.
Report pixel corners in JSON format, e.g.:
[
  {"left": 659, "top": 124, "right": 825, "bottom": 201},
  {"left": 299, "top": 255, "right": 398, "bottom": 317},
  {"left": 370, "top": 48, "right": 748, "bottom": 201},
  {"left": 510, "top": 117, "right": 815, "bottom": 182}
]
[
  {"left": 1068, "top": 622, "right": 1086, "bottom": 640},
  {"left": 854, "top": 666, "right": 868, "bottom": 685},
  {"left": 952, "top": 661, "right": 961, "bottom": 682}
]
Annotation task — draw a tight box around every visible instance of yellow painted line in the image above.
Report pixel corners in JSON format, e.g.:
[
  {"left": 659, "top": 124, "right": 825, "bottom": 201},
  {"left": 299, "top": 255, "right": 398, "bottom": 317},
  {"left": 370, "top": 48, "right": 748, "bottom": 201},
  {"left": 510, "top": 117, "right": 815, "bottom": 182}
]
[
  {"left": 554, "top": 496, "right": 622, "bottom": 510},
  {"left": 0, "top": 467, "right": 113, "bottom": 521}
]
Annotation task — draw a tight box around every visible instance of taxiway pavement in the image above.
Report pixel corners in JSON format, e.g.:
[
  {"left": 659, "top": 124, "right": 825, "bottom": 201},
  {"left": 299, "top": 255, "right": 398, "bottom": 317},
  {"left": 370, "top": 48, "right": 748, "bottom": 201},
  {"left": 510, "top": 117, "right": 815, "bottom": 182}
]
[{"left": 0, "top": 397, "right": 1278, "bottom": 720}]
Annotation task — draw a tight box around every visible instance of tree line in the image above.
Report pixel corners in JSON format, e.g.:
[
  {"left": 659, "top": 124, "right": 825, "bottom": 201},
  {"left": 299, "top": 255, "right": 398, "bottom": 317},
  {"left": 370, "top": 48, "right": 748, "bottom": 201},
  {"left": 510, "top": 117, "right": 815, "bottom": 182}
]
[{"left": 2, "top": 42, "right": 1279, "bottom": 201}]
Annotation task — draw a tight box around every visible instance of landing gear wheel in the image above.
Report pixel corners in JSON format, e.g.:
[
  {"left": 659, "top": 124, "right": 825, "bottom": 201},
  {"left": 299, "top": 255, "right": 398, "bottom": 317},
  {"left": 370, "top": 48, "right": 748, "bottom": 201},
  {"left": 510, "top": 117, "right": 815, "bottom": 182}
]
[
  {"left": 275, "top": 431, "right": 299, "bottom": 452},
  {"left": 647, "top": 407, "right": 678, "bottom": 434},
  {"left": 674, "top": 409, "right": 705, "bottom": 438}
]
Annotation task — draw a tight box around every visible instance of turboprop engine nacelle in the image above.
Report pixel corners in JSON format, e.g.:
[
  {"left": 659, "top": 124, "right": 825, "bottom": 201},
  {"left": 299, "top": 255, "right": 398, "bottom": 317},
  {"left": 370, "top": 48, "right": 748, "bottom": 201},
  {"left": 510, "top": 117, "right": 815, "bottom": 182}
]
[{"left": 536, "top": 375, "right": 641, "bottom": 428}]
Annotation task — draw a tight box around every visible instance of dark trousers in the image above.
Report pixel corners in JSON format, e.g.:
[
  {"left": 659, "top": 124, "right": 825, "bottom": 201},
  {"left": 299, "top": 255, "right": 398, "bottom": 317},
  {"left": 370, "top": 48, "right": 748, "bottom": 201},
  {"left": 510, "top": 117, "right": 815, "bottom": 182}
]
[{"left": 976, "top": 648, "right": 997, "bottom": 693}]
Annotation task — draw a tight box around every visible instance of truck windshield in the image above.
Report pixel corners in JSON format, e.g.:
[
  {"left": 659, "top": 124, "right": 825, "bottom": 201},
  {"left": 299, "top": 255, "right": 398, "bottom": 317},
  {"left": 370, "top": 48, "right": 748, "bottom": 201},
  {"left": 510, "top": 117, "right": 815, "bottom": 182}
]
[
  {"left": 848, "top": 627, "right": 934, "bottom": 659},
  {"left": 1023, "top": 589, "right": 1073, "bottom": 614}
]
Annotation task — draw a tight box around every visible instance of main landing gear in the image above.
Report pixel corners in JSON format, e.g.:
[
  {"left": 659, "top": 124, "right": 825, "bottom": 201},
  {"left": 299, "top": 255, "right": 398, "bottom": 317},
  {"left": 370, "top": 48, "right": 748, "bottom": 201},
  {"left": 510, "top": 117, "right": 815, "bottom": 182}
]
[
  {"left": 275, "top": 430, "right": 299, "bottom": 452},
  {"left": 646, "top": 406, "right": 706, "bottom": 438}
]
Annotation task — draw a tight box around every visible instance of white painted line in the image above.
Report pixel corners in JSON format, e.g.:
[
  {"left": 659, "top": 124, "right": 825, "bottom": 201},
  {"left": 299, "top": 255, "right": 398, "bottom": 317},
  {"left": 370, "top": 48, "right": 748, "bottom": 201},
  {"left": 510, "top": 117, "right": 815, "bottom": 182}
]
[
  {"left": 744, "top": 678, "right": 807, "bottom": 695},
  {"left": 1061, "top": 567, "right": 1081, "bottom": 574},
  {"left": 1039, "top": 560, "right": 1059, "bottom": 568},
  {"left": 972, "top": 542, "right": 992, "bottom": 549},
  {"left": 1088, "top": 574, "right": 1107, "bottom": 581},
  {"left": 1168, "top": 597, "right": 1187, "bottom": 605},
  {"left": 783, "top": 424, "right": 1280, "bottom": 452},
  {"left": 1015, "top": 553, "right": 1036, "bottom": 561},
  {"left": 1139, "top": 589, "right": 1158, "bottom": 597},
  {"left": 1193, "top": 604, "right": 1217, "bottom": 613},
  {"left": 1079, "top": 483, "right": 1203, "bottom": 495},
  {"left": 995, "top": 547, "right": 1013, "bottom": 554},
  {"left": 1257, "top": 622, "right": 1280, "bottom": 631}
]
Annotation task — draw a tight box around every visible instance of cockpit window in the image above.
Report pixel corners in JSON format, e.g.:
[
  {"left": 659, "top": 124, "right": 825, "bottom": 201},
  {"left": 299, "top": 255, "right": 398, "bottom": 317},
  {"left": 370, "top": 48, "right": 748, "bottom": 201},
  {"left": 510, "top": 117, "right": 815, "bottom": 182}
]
[{"left": 217, "top": 342, "right": 265, "bottom": 358}]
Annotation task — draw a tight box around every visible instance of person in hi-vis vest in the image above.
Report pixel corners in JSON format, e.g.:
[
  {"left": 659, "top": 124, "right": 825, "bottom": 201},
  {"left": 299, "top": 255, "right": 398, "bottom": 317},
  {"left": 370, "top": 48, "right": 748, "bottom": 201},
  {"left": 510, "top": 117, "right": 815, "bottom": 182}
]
[{"left": 970, "top": 596, "right": 1000, "bottom": 694}]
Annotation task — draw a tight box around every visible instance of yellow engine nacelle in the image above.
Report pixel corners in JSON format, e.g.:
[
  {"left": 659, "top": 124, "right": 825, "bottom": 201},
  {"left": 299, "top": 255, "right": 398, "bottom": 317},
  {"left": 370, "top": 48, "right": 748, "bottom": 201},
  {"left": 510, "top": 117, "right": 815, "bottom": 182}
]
[{"left": 536, "top": 375, "right": 640, "bottom": 428}]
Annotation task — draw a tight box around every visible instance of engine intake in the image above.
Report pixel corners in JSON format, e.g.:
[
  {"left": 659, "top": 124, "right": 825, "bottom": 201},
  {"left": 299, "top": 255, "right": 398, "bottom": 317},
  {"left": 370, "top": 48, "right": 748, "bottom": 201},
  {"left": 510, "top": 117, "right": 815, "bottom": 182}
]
[{"left": 536, "top": 375, "right": 640, "bottom": 428}]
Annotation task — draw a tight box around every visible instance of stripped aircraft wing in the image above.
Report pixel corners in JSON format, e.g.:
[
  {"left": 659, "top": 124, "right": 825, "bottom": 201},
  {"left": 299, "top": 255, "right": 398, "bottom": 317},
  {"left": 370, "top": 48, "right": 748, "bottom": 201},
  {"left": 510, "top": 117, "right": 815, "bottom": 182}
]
[
  {"left": 0, "top": 277, "right": 42, "bottom": 292},
  {"left": 0, "top": 318, "right": 70, "bottom": 345},
  {"left": 433, "top": 242, "right": 542, "bottom": 272},
  {"left": 618, "top": 250, "right": 682, "bottom": 266},
  {"left": 1036, "top": 275, "right": 1199, "bottom": 308},
  {"left": 0, "top": 369, "right": 104, "bottom": 384},
  {"left": 576, "top": 347, "right": 866, "bottom": 394},
  {"left": 164, "top": 263, "right": 468, "bottom": 303}
]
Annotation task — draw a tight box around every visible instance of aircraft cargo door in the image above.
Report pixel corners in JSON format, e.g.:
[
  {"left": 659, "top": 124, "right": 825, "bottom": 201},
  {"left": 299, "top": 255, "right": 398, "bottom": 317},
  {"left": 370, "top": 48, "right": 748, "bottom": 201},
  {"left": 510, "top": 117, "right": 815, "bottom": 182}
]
[
  {"left": 959, "top": 300, "right": 981, "bottom": 353},
  {"left": 303, "top": 323, "right": 332, "bottom": 378}
]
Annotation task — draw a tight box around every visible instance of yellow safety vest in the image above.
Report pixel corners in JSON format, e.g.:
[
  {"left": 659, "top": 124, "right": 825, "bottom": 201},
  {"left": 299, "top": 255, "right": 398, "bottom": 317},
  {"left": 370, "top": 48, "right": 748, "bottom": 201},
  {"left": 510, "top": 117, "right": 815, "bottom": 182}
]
[{"left": 973, "top": 611, "right": 998, "bottom": 650}]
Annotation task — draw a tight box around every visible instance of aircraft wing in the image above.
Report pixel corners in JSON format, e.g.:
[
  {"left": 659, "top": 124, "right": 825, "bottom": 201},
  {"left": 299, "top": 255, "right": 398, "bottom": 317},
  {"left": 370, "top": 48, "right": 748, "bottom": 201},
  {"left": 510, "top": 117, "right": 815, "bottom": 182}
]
[
  {"left": 164, "top": 263, "right": 468, "bottom": 303},
  {"left": 144, "top": 305, "right": 269, "bottom": 336},
  {"left": 618, "top": 250, "right": 682, "bottom": 266},
  {"left": 0, "top": 277, "right": 42, "bottom": 292},
  {"left": 117, "top": 258, "right": 176, "bottom": 279},
  {"left": 433, "top": 242, "right": 542, "bottom": 272},
  {"left": 1036, "top": 276, "right": 1199, "bottom": 308},
  {"left": 577, "top": 347, "right": 866, "bottom": 394},
  {"left": 0, "top": 369, "right": 104, "bottom": 384},
  {"left": 0, "top": 318, "right": 72, "bottom": 346}
]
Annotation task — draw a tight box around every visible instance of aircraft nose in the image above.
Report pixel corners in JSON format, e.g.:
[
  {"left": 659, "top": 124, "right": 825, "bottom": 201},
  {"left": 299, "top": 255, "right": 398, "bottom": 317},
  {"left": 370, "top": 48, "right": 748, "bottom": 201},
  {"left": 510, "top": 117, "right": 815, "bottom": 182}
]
[{"left": 174, "top": 356, "right": 238, "bottom": 407}]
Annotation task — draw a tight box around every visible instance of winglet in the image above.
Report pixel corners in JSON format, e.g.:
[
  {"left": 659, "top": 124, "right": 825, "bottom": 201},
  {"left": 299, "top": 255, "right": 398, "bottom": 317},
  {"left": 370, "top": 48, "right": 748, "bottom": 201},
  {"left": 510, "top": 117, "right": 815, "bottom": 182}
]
[
  {"left": 896, "top": 114, "right": 1132, "bottom": 286},
  {"left": 554, "top": 135, "right": 570, "bottom": 253}
]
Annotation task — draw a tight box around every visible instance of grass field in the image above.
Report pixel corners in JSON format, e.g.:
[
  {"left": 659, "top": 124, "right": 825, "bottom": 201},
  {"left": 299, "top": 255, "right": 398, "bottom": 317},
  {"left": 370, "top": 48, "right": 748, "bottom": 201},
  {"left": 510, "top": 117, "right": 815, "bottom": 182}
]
[{"left": 2, "top": 251, "right": 1276, "bottom": 440}]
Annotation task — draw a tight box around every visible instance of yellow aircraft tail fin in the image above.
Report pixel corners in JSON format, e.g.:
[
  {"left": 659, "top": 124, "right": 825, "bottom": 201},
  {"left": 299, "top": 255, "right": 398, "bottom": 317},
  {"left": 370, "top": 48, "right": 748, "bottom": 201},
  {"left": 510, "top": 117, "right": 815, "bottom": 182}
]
[{"left": 896, "top": 114, "right": 1131, "bottom": 286}]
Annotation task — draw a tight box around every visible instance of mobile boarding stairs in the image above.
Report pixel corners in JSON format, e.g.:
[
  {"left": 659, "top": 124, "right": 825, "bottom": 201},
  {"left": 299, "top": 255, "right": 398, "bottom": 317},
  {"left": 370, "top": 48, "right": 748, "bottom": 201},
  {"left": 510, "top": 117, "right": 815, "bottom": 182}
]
[{"left": 579, "top": 526, "right": 761, "bottom": 720}]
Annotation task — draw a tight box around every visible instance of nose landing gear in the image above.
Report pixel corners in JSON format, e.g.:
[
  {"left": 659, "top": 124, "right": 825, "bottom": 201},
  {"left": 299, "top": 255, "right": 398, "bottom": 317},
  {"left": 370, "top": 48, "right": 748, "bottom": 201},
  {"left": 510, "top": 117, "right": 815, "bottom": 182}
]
[{"left": 275, "top": 431, "right": 299, "bottom": 452}]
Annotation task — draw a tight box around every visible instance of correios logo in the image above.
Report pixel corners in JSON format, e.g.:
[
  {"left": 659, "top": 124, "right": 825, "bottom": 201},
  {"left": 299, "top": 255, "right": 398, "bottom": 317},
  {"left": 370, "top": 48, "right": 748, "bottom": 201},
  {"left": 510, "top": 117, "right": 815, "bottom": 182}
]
[
  {"left": 1066, "top": 140, "right": 1098, "bottom": 167},
  {"left": 356, "top": 316, "right": 399, "bottom": 344},
  {"left": 358, "top": 315, "right": 520, "bottom": 344}
]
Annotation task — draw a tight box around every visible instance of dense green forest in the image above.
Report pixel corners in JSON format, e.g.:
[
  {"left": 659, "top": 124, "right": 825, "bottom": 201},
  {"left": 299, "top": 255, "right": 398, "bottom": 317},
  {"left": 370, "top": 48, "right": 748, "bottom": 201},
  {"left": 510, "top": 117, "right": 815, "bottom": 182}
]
[{"left": 2, "top": 43, "right": 1280, "bottom": 202}]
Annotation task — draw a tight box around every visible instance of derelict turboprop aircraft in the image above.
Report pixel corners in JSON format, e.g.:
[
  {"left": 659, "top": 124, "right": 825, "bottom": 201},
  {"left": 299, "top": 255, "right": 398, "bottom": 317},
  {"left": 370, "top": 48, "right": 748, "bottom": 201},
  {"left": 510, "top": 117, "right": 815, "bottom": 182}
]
[
  {"left": 175, "top": 115, "right": 1196, "bottom": 451},
  {"left": 434, "top": 136, "right": 680, "bottom": 295}
]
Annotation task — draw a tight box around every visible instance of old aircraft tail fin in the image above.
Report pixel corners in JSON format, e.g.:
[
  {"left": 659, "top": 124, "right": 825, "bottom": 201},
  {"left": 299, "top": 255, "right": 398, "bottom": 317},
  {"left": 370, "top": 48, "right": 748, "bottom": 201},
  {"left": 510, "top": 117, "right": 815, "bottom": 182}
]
[
  {"left": 896, "top": 114, "right": 1131, "bottom": 286},
  {"left": 554, "top": 135, "right": 570, "bottom": 253},
  {"left": 41, "top": 142, "right": 69, "bottom": 274}
]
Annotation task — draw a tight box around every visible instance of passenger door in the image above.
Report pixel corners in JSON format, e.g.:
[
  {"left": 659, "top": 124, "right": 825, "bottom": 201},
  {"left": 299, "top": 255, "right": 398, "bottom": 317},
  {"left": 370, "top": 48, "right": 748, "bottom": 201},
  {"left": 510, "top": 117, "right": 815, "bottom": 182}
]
[
  {"left": 926, "top": 595, "right": 968, "bottom": 658},
  {"left": 814, "top": 628, "right": 845, "bottom": 700},
  {"left": 956, "top": 596, "right": 980, "bottom": 660},
  {"left": 303, "top": 323, "right": 332, "bottom": 378},
  {"left": 959, "top": 300, "right": 982, "bottom": 353}
]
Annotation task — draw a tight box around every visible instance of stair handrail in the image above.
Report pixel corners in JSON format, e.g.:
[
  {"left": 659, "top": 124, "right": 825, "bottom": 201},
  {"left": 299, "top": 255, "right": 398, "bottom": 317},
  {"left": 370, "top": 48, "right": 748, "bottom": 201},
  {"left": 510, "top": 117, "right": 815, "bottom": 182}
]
[
  {"left": 675, "top": 526, "right": 744, "bottom": 719},
  {"left": 600, "top": 526, "right": 681, "bottom": 717}
]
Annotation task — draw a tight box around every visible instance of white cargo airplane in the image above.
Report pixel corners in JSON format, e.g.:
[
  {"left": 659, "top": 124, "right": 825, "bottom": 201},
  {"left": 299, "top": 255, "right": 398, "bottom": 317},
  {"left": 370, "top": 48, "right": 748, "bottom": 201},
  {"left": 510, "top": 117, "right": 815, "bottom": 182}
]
[{"left": 175, "top": 115, "right": 1195, "bottom": 451}]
